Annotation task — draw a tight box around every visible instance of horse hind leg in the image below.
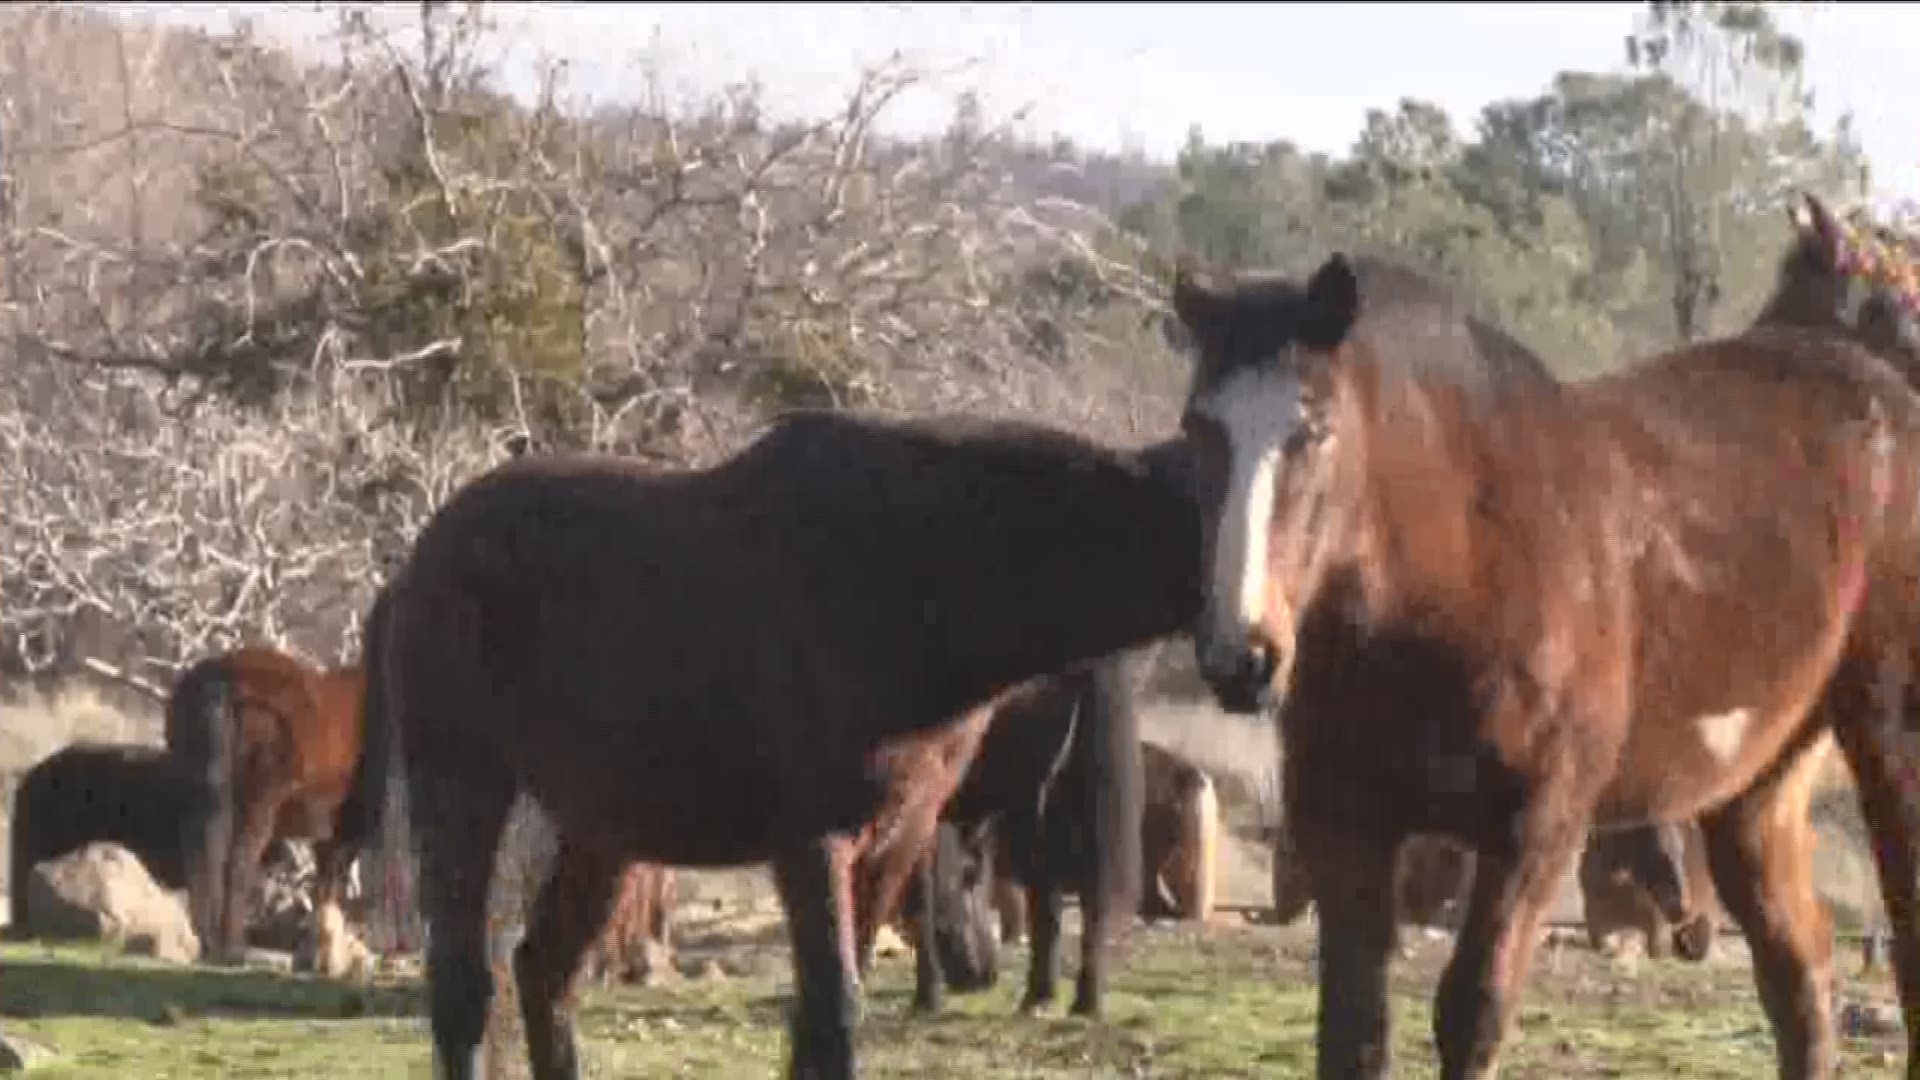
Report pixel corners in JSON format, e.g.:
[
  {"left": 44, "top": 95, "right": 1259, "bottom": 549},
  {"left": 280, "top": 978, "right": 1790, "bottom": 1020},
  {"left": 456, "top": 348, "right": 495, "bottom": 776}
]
[
  {"left": 1698, "top": 740, "right": 1835, "bottom": 1080},
  {"left": 1829, "top": 660, "right": 1920, "bottom": 1071},
  {"left": 410, "top": 749, "right": 518, "bottom": 1080},
  {"left": 514, "top": 836, "right": 624, "bottom": 1080},
  {"left": 773, "top": 834, "right": 860, "bottom": 1080}
]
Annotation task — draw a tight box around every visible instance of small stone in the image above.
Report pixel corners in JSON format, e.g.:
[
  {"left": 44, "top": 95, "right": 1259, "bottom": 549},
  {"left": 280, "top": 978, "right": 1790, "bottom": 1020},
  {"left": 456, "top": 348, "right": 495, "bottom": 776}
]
[{"left": 0, "top": 1030, "right": 56, "bottom": 1071}]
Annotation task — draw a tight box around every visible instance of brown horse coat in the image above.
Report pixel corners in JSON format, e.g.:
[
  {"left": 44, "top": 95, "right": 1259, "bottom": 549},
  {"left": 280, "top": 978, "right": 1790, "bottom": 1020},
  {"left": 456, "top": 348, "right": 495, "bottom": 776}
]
[
  {"left": 1173, "top": 243, "right": 1920, "bottom": 1078},
  {"left": 165, "top": 646, "right": 367, "bottom": 971},
  {"left": 1580, "top": 818, "right": 1722, "bottom": 962},
  {"left": 359, "top": 410, "right": 1201, "bottom": 1080}
]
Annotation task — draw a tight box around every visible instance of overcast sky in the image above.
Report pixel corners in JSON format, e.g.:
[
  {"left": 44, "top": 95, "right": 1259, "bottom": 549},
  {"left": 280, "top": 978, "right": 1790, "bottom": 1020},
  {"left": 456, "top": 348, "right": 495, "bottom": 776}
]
[{"left": 108, "top": 2, "right": 1918, "bottom": 203}]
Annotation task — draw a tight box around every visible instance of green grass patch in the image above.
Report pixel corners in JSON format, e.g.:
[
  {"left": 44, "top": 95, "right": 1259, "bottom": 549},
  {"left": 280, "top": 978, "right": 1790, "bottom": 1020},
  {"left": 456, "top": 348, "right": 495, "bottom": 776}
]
[{"left": 0, "top": 926, "right": 1905, "bottom": 1077}]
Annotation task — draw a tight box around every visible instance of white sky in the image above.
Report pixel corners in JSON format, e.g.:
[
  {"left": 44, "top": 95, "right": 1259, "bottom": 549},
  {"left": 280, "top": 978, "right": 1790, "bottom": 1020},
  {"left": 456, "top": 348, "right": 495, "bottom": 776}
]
[{"left": 104, "top": 2, "right": 1918, "bottom": 203}]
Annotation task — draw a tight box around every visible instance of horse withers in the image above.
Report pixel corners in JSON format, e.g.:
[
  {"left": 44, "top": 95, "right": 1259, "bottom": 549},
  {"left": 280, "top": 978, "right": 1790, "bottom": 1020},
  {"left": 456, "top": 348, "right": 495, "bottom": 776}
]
[
  {"left": 1170, "top": 241, "right": 1920, "bottom": 1079},
  {"left": 349, "top": 410, "right": 1202, "bottom": 1080},
  {"left": 165, "top": 646, "right": 370, "bottom": 974}
]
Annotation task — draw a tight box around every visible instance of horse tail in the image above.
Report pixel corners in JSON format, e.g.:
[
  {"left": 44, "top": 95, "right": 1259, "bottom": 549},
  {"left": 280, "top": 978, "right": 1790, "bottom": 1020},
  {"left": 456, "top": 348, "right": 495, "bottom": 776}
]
[
  {"left": 1078, "top": 653, "right": 1144, "bottom": 925},
  {"left": 163, "top": 654, "right": 239, "bottom": 950},
  {"left": 1173, "top": 767, "right": 1220, "bottom": 922},
  {"left": 9, "top": 767, "right": 39, "bottom": 932},
  {"left": 336, "top": 584, "right": 396, "bottom": 851},
  {"left": 338, "top": 581, "right": 420, "bottom": 956}
]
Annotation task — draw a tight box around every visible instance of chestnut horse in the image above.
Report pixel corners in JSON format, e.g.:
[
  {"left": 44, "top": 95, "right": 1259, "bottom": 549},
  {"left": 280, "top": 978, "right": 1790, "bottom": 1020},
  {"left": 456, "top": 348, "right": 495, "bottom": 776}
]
[
  {"left": 858, "top": 654, "right": 1146, "bottom": 1018},
  {"left": 581, "top": 862, "right": 677, "bottom": 986},
  {"left": 7, "top": 742, "right": 207, "bottom": 931},
  {"left": 1138, "top": 739, "right": 1220, "bottom": 924},
  {"left": 1580, "top": 816, "right": 1721, "bottom": 962},
  {"left": 165, "top": 646, "right": 368, "bottom": 971},
  {"left": 348, "top": 411, "right": 1200, "bottom": 1080},
  {"left": 1171, "top": 238, "right": 1920, "bottom": 1078},
  {"left": 834, "top": 700, "right": 1002, "bottom": 1014}
]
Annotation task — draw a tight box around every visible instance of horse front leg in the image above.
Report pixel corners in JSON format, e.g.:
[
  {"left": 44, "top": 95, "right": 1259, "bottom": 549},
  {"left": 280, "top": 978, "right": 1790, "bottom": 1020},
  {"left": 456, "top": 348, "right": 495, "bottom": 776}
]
[
  {"left": 775, "top": 834, "right": 860, "bottom": 1080},
  {"left": 1433, "top": 806, "right": 1588, "bottom": 1080},
  {"left": 910, "top": 854, "right": 944, "bottom": 1014},
  {"left": 1293, "top": 809, "right": 1402, "bottom": 1080},
  {"left": 514, "top": 837, "right": 624, "bottom": 1080},
  {"left": 1018, "top": 881, "right": 1064, "bottom": 1014},
  {"left": 1831, "top": 659, "right": 1920, "bottom": 1072},
  {"left": 1071, "top": 858, "right": 1113, "bottom": 1017},
  {"left": 215, "top": 793, "right": 280, "bottom": 965}
]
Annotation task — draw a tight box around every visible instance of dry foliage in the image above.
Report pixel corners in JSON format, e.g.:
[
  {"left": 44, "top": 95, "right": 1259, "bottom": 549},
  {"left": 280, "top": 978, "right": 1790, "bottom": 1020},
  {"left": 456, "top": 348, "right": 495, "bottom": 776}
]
[{"left": 0, "top": 3, "right": 1183, "bottom": 688}]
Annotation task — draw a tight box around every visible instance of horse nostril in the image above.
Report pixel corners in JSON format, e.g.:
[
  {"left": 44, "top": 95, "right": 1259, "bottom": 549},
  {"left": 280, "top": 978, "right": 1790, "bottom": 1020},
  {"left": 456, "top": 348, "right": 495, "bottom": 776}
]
[{"left": 1246, "top": 641, "right": 1277, "bottom": 685}]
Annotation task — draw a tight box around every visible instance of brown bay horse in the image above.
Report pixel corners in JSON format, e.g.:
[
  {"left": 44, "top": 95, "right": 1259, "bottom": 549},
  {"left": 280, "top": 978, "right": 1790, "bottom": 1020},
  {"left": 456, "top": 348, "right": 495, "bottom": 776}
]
[
  {"left": 165, "top": 646, "right": 368, "bottom": 972},
  {"left": 348, "top": 410, "right": 1201, "bottom": 1080},
  {"left": 1171, "top": 241, "right": 1920, "bottom": 1078}
]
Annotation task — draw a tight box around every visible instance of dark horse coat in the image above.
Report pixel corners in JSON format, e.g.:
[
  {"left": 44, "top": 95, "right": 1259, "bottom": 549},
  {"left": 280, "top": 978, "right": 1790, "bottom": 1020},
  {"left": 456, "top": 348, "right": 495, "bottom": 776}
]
[
  {"left": 906, "top": 652, "right": 1145, "bottom": 1017},
  {"left": 8, "top": 742, "right": 210, "bottom": 933},
  {"left": 349, "top": 410, "right": 1201, "bottom": 1080}
]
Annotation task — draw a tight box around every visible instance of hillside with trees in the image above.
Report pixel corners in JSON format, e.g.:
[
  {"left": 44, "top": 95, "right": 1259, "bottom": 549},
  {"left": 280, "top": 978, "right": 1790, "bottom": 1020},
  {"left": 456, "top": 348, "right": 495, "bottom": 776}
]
[{"left": 0, "top": 1, "right": 1884, "bottom": 697}]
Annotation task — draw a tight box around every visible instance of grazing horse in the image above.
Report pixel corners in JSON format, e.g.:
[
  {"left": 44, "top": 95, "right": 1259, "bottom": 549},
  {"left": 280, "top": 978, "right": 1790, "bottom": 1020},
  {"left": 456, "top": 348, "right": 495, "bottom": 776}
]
[
  {"left": 1580, "top": 817, "right": 1722, "bottom": 962},
  {"left": 349, "top": 410, "right": 1201, "bottom": 1080},
  {"left": 165, "top": 646, "right": 369, "bottom": 971},
  {"left": 1138, "top": 739, "right": 1220, "bottom": 924},
  {"left": 859, "top": 654, "right": 1146, "bottom": 1018},
  {"left": 7, "top": 743, "right": 209, "bottom": 933},
  {"left": 834, "top": 701, "right": 1002, "bottom": 1014},
  {"left": 1170, "top": 243, "right": 1920, "bottom": 1079},
  {"left": 581, "top": 863, "right": 677, "bottom": 986}
]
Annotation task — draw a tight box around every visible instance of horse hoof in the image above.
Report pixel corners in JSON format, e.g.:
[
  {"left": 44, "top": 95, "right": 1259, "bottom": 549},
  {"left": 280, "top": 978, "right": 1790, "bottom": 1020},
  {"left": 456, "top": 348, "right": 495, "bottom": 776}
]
[
  {"left": 1673, "top": 916, "right": 1714, "bottom": 964},
  {"left": 1068, "top": 998, "right": 1100, "bottom": 1020}
]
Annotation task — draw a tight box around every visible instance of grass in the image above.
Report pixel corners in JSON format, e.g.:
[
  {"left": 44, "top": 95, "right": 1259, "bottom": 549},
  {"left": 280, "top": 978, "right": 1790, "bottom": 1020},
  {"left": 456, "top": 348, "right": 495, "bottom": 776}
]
[{"left": 1, "top": 921, "right": 1907, "bottom": 1078}]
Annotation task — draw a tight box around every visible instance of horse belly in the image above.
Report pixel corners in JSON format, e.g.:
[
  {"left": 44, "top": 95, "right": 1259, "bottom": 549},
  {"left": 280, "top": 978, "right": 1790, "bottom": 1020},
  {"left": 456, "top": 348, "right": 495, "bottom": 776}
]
[{"left": 503, "top": 707, "right": 787, "bottom": 868}]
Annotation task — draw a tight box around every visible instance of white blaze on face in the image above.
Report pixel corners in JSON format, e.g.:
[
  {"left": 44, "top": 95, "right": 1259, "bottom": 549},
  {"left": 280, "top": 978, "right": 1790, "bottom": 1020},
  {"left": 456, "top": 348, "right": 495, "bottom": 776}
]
[
  {"left": 1695, "top": 707, "right": 1752, "bottom": 766},
  {"left": 1193, "top": 362, "right": 1305, "bottom": 642}
]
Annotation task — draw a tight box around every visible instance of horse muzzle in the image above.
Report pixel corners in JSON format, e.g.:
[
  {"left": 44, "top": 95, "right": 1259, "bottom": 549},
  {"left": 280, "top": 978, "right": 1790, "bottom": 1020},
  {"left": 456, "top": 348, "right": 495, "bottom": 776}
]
[{"left": 1194, "top": 634, "right": 1279, "bottom": 715}]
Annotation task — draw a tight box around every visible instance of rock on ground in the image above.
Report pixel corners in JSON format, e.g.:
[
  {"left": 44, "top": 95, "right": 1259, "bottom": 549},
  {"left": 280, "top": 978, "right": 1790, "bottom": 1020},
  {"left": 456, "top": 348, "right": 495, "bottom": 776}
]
[
  {"left": 20, "top": 842, "right": 199, "bottom": 964},
  {"left": 0, "top": 1028, "right": 56, "bottom": 1071}
]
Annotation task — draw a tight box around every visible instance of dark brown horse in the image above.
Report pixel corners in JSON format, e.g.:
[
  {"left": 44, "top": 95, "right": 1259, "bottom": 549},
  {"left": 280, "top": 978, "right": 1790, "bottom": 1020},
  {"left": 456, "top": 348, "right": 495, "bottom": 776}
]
[
  {"left": 1268, "top": 830, "right": 1475, "bottom": 929},
  {"left": 1171, "top": 242, "right": 1920, "bottom": 1078},
  {"left": 7, "top": 742, "right": 208, "bottom": 933},
  {"left": 1580, "top": 817, "right": 1721, "bottom": 962},
  {"left": 165, "top": 646, "right": 369, "bottom": 972},
  {"left": 348, "top": 411, "right": 1200, "bottom": 1080},
  {"left": 989, "top": 742, "right": 1220, "bottom": 938},
  {"left": 860, "top": 654, "right": 1146, "bottom": 1019}
]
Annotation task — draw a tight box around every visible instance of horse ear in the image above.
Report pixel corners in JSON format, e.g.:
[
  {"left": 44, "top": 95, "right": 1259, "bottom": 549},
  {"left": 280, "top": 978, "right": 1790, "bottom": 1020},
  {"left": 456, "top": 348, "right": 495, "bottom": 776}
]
[
  {"left": 1300, "top": 253, "right": 1361, "bottom": 350},
  {"left": 1795, "top": 191, "right": 1844, "bottom": 253},
  {"left": 1170, "top": 257, "right": 1219, "bottom": 333}
]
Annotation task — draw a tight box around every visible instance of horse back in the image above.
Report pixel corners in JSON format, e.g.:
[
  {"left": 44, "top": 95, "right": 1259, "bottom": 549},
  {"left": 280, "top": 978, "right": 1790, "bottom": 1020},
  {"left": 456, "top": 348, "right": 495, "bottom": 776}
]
[{"left": 1580, "top": 329, "right": 1920, "bottom": 819}]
